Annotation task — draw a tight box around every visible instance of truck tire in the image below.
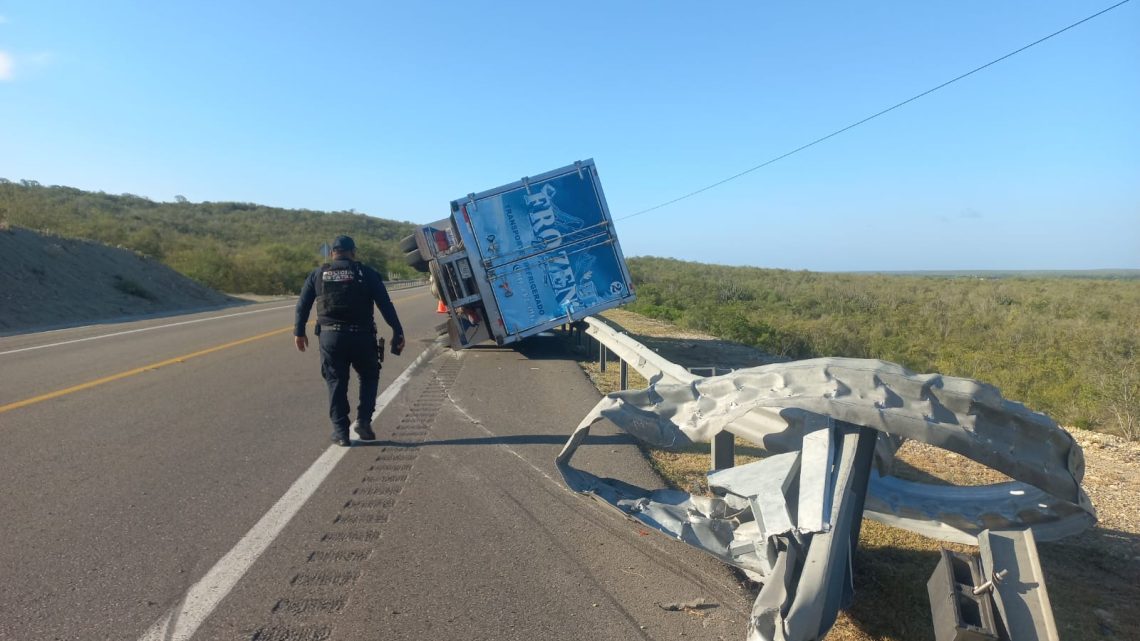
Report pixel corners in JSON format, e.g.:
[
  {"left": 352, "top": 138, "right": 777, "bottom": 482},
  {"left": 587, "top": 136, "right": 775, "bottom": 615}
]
[
  {"left": 404, "top": 249, "right": 429, "bottom": 273},
  {"left": 398, "top": 234, "right": 418, "bottom": 254}
]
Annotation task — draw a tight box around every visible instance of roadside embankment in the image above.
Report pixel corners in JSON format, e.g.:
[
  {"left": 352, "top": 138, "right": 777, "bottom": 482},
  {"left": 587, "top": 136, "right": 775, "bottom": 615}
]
[{"left": 0, "top": 226, "right": 238, "bottom": 335}]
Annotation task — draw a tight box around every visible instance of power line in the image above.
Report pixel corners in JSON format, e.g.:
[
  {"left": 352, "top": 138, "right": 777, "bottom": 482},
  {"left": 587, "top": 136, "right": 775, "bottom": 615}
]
[{"left": 618, "top": 0, "right": 1133, "bottom": 221}]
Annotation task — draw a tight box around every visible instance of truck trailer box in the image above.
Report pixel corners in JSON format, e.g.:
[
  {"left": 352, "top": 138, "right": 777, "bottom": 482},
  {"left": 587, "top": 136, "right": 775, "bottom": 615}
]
[{"left": 410, "top": 159, "right": 635, "bottom": 348}]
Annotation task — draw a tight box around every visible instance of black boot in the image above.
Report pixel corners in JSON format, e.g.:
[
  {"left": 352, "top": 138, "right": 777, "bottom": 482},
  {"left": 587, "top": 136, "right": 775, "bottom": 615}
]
[{"left": 353, "top": 420, "right": 376, "bottom": 441}]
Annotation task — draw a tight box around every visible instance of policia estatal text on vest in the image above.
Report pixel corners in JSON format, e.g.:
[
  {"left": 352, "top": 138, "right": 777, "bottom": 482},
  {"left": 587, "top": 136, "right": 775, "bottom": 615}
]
[{"left": 294, "top": 235, "right": 406, "bottom": 446}]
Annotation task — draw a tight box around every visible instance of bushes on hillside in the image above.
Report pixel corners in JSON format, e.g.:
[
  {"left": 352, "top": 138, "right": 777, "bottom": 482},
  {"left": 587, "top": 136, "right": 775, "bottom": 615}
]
[
  {"left": 0, "top": 180, "right": 419, "bottom": 293},
  {"left": 627, "top": 257, "right": 1140, "bottom": 438}
]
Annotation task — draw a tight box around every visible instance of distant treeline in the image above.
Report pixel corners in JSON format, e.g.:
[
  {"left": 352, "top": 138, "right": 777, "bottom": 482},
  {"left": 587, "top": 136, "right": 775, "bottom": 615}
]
[
  {"left": 852, "top": 269, "right": 1140, "bottom": 280},
  {"left": 0, "top": 179, "right": 418, "bottom": 294},
  {"left": 627, "top": 257, "right": 1140, "bottom": 438}
]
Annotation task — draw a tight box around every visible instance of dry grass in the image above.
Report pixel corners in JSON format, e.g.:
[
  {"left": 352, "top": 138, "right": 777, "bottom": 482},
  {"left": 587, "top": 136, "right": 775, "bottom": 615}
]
[{"left": 575, "top": 309, "right": 1140, "bottom": 641}]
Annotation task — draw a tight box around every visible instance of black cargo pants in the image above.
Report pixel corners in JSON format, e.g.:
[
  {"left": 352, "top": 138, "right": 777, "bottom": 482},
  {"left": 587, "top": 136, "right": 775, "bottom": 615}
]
[{"left": 318, "top": 330, "right": 380, "bottom": 438}]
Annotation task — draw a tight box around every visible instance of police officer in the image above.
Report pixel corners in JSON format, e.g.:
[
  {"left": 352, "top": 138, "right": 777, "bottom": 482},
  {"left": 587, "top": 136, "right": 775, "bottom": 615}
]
[{"left": 294, "top": 235, "right": 406, "bottom": 446}]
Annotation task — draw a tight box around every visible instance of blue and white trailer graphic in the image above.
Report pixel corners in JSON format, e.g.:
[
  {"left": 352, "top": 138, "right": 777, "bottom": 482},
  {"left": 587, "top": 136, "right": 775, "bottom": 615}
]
[{"left": 408, "top": 159, "right": 635, "bottom": 348}]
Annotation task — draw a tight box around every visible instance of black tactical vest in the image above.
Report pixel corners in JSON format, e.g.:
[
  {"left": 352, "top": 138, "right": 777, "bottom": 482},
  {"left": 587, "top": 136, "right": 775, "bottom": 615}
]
[{"left": 316, "top": 260, "right": 371, "bottom": 325}]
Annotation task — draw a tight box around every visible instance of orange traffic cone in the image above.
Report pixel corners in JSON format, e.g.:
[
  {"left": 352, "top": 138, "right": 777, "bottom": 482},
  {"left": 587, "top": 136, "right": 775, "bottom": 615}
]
[{"left": 436, "top": 299, "right": 448, "bottom": 314}]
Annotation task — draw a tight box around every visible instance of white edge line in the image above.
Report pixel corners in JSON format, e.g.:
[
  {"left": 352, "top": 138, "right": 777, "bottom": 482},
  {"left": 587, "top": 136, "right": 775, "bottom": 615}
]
[
  {"left": 372, "top": 341, "right": 444, "bottom": 420},
  {"left": 0, "top": 305, "right": 295, "bottom": 357},
  {"left": 138, "top": 339, "right": 445, "bottom": 641}
]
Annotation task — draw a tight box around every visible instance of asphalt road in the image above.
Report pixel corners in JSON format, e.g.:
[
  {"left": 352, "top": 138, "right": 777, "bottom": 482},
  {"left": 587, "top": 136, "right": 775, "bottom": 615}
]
[{"left": 0, "top": 290, "right": 751, "bottom": 641}]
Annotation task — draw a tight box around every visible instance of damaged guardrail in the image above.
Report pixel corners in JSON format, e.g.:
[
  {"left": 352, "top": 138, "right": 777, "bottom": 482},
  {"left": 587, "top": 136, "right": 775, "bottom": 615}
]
[{"left": 557, "top": 316, "right": 1094, "bottom": 641}]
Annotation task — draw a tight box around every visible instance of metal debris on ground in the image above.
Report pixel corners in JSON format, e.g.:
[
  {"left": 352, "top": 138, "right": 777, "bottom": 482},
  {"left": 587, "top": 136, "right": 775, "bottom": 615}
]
[{"left": 557, "top": 355, "right": 1094, "bottom": 641}]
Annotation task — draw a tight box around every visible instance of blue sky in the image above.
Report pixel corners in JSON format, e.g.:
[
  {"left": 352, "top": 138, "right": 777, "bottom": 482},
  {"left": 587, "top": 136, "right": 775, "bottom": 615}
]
[{"left": 1, "top": 1, "right": 1137, "bottom": 271}]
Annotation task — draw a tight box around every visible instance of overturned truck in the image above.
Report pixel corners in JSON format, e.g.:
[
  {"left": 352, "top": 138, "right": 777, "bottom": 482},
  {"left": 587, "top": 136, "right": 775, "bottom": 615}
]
[
  {"left": 400, "top": 160, "right": 636, "bottom": 349},
  {"left": 557, "top": 333, "right": 1094, "bottom": 641}
]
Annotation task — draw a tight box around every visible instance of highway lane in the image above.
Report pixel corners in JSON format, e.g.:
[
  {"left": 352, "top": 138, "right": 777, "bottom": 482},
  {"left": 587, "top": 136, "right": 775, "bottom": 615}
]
[
  {"left": 1, "top": 289, "right": 752, "bottom": 641},
  {"left": 188, "top": 338, "right": 753, "bottom": 641},
  {"left": 0, "top": 293, "right": 430, "bottom": 407},
  {"left": 0, "top": 302, "right": 296, "bottom": 402},
  {"left": 0, "top": 288, "right": 440, "bottom": 640}
]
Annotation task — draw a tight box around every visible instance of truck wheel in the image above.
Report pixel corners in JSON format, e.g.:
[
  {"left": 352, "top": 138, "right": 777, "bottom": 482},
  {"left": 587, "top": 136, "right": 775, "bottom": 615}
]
[
  {"left": 404, "top": 249, "right": 429, "bottom": 272},
  {"left": 398, "top": 234, "right": 418, "bottom": 254}
]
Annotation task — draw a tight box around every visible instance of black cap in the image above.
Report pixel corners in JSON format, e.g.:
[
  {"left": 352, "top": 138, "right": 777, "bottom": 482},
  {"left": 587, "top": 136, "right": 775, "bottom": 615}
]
[{"left": 331, "top": 235, "right": 356, "bottom": 252}]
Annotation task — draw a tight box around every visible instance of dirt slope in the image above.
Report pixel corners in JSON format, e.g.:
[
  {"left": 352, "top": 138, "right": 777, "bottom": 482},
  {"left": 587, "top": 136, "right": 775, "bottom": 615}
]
[{"left": 0, "top": 226, "right": 236, "bottom": 334}]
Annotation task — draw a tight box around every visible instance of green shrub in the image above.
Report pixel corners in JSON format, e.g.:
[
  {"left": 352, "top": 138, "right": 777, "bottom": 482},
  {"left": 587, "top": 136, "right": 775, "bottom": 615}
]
[
  {"left": 626, "top": 257, "right": 1140, "bottom": 437},
  {"left": 0, "top": 181, "right": 417, "bottom": 295}
]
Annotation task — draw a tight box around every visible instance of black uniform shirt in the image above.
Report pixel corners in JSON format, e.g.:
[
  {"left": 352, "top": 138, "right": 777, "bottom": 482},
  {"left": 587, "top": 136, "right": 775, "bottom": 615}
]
[{"left": 294, "top": 262, "right": 403, "bottom": 337}]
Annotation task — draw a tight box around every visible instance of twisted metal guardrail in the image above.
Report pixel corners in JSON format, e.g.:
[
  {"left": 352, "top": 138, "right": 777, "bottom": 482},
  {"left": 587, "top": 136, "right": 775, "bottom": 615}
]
[{"left": 567, "top": 315, "right": 1095, "bottom": 545}]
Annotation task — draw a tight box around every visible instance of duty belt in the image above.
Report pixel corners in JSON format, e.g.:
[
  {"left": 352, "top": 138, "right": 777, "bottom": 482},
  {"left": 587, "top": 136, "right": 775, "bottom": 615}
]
[{"left": 320, "top": 323, "right": 374, "bottom": 333}]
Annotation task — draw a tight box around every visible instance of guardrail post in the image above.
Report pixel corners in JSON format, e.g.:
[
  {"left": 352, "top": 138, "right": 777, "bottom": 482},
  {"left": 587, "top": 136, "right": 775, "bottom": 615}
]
[
  {"left": 711, "top": 430, "right": 735, "bottom": 471},
  {"left": 619, "top": 359, "right": 628, "bottom": 390},
  {"left": 599, "top": 342, "right": 607, "bottom": 373}
]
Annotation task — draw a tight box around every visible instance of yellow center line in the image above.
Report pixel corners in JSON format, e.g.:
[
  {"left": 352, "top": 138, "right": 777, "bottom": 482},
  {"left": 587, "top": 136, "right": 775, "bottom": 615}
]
[{"left": 0, "top": 326, "right": 293, "bottom": 415}]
